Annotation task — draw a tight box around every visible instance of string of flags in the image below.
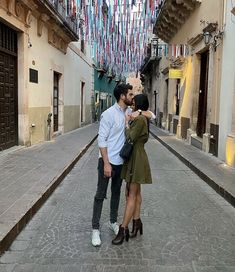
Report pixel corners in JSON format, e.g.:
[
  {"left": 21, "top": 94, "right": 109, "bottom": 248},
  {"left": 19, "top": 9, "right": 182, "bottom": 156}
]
[
  {"left": 62, "top": 0, "right": 190, "bottom": 75},
  {"left": 64, "top": 0, "right": 158, "bottom": 75},
  {"left": 168, "top": 44, "right": 190, "bottom": 58}
]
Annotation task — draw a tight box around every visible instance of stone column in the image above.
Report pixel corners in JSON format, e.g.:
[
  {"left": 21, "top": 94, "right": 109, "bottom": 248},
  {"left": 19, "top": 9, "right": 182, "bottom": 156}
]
[
  {"left": 18, "top": 31, "right": 30, "bottom": 146},
  {"left": 191, "top": 54, "right": 200, "bottom": 132},
  {"left": 167, "top": 78, "right": 176, "bottom": 132}
]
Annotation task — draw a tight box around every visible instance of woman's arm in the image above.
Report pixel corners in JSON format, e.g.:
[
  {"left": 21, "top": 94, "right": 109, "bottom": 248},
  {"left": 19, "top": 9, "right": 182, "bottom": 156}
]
[{"left": 131, "top": 110, "right": 155, "bottom": 120}]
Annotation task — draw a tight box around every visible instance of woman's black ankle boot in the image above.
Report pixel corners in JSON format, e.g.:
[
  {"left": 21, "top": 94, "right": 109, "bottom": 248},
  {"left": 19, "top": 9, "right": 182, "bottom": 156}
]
[
  {"left": 130, "top": 218, "right": 143, "bottom": 238},
  {"left": 112, "top": 226, "right": 129, "bottom": 245},
  {"left": 131, "top": 219, "right": 136, "bottom": 234}
]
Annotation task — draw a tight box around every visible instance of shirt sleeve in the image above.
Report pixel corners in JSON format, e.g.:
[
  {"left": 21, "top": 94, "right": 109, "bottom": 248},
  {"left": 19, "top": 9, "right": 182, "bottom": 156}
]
[
  {"left": 148, "top": 110, "right": 156, "bottom": 120},
  {"left": 98, "top": 112, "right": 111, "bottom": 148},
  {"left": 125, "top": 117, "right": 145, "bottom": 143}
]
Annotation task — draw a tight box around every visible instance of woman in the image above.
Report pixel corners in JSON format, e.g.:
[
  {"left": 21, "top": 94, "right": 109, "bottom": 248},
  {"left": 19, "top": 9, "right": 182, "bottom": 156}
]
[{"left": 112, "top": 94, "right": 152, "bottom": 245}]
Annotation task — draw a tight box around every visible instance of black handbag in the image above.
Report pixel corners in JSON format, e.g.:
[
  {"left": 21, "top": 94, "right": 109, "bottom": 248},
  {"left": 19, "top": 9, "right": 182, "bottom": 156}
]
[{"left": 119, "top": 139, "right": 133, "bottom": 161}]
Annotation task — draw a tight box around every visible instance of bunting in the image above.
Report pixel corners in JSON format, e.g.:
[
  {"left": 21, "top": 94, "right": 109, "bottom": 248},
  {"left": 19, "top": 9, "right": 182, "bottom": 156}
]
[{"left": 65, "top": 0, "right": 158, "bottom": 75}]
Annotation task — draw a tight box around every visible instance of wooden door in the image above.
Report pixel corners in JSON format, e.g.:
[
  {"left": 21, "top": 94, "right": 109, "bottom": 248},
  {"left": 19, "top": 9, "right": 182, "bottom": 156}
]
[
  {"left": 0, "top": 22, "right": 18, "bottom": 151},
  {"left": 196, "top": 51, "right": 209, "bottom": 137},
  {"left": 80, "top": 82, "right": 85, "bottom": 123},
  {"left": 53, "top": 72, "right": 59, "bottom": 132}
]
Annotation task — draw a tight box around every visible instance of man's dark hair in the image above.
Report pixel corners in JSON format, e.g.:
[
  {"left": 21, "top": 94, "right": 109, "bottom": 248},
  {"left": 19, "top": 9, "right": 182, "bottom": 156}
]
[
  {"left": 113, "top": 83, "right": 133, "bottom": 102},
  {"left": 134, "top": 94, "right": 149, "bottom": 111}
]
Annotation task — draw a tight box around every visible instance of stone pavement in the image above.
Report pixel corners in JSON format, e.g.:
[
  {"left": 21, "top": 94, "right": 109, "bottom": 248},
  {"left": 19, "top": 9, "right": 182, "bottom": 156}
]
[
  {"left": 0, "top": 137, "right": 235, "bottom": 272},
  {"left": 0, "top": 123, "right": 98, "bottom": 255},
  {"left": 150, "top": 125, "right": 235, "bottom": 207}
]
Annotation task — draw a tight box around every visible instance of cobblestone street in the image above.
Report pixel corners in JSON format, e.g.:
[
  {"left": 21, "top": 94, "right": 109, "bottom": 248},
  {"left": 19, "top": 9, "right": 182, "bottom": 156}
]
[{"left": 0, "top": 137, "right": 235, "bottom": 272}]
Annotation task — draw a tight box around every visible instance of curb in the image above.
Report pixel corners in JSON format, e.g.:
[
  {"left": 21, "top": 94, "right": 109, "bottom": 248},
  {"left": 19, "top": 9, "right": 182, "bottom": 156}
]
[
  {"left": 0, "top": 135, "right": 98, "bottom": 256},
  {"left": 150, "top": 131, "right": 235, "bottom": 208}
]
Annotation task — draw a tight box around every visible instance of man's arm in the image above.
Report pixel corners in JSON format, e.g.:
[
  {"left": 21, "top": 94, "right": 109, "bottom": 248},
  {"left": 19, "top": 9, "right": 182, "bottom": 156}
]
[
  {"left": 99, "top": 147, "right": 112, "bottom": 177},
  {"left": 98, "top": 113, "right": 112, "bottom": 177}
]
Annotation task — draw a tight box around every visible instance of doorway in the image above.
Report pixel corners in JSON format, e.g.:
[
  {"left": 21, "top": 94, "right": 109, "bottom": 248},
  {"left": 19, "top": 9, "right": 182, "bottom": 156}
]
[
  {"left": 53, "top": 72, "right": 59, "bottom": 132},
  {"left": 164, "top": 79, "right": 169, "bottom": 123},
  {"left": 0, "top": 22, "right": 18, "bottom": 151},
  {"left": 196, "top": 50, "right": 209, "bottom": 138},
  {"left": 80, "top": 81, "right": 85, "bottom": 123}
]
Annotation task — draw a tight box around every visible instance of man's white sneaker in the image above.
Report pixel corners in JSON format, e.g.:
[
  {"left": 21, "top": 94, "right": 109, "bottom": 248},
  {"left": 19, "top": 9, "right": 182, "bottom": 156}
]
[
  {"left": 109, "top": 222, "right": 119, "bottom": 235},
  {"left": 91, "top": 229, "right": 101, "bottom": 247}
]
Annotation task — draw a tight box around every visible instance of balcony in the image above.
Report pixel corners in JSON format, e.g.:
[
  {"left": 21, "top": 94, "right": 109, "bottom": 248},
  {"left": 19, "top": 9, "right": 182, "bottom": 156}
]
[
  {"left": 154, "top": 0, "right": 201, "bottom": 42},
  {"left": 43, "top": 0, "right": 79, "bottom": 36},
  {"left": 140, "top": 40, "right": 166, "bottom": 75}
]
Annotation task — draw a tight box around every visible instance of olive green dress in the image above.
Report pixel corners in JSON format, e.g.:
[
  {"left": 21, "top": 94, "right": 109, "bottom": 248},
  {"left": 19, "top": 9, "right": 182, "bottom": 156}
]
[{"left": 121, "top": 115, "right": 152, "bottom": 184}]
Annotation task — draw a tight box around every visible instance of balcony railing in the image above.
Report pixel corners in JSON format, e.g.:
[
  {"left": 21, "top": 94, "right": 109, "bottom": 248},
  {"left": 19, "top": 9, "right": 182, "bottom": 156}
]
[
  {"left": 140, "top": 42, "right": 167, "bottom": 73},
  {"left": 45, "top": 0, "right": 79, "bottom": 37}
]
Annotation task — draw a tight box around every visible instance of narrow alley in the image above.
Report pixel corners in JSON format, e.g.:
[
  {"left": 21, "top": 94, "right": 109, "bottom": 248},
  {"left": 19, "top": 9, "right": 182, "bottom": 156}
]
[{"left": 0, "top": 136, "right": 234, "bottom": 272}]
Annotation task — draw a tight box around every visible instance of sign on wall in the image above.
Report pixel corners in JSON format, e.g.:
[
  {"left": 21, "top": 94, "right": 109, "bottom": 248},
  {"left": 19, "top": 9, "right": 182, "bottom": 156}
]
[
  {"left": 169, "top": 69, "right": 183, "bottom": 79},
  {"left": 100, "top": 92, "right": 107, "bottom": 100}
]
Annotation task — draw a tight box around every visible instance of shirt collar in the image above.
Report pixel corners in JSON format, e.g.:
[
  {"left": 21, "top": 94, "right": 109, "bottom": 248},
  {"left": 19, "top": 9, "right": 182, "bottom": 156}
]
[{"left": 114, "top": 102, "right": 126, "bottom": 112}]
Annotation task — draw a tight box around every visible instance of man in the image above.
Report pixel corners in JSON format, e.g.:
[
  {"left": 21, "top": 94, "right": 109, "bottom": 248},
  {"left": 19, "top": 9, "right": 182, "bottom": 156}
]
[{"left": 91, "top": 83, "right": 154, "bottom": 247}]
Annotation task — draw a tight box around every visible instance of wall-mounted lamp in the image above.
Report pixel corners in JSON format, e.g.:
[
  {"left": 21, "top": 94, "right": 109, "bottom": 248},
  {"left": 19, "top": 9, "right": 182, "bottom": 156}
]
[
  {"left": 107, "top": 68, "right": 114, "bottom": 83},
  {"left": 151, "top": 38, "right": 158, "bottom": 57},
  {"left": 115, "top": 74, "right": 121, "bottom": 83},
  {"left": 97, "top": 67, "right": 105, "bottom": 78},
  {"left": 203, "top": 31, "right": 212, "bottom": 45}
]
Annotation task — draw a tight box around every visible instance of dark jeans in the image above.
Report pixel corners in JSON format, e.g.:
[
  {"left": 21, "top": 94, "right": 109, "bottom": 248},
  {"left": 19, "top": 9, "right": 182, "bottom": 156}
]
[{"left": 92, "top": 158, "right": 123, "bottom": 229}]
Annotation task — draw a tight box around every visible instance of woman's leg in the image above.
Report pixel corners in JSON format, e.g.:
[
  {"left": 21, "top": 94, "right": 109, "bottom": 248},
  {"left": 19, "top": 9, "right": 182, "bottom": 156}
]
[
  {"left": 133, "top": 185, "right": 142, "bottom": 220},
  {"left": 121, "top": 183, "right": 140, "bottom": 228}
]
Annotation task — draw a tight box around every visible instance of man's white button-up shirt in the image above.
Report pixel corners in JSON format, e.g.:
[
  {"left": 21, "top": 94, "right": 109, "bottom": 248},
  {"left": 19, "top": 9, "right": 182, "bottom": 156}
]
[{"left": 98, "top": 103, "right": 131, "bottom": 165}]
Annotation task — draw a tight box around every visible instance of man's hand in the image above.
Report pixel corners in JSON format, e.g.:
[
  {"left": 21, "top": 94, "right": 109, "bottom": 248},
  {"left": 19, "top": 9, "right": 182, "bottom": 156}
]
[{"left": 104, "top": 162, "right": 112, "bottom": 178}]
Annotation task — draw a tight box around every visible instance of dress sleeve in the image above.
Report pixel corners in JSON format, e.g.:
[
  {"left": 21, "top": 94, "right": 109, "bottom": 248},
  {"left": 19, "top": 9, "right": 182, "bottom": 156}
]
[{"left": 125, "top": 117, "right": 145, "bottom": 143}]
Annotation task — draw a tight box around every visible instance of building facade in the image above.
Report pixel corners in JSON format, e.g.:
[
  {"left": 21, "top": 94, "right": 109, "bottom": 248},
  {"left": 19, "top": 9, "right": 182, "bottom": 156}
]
[
  {"left": 93, "top": 67, "right": 116, "bottom": 121},
  {"left": 0, "top": 0, "right": 93, "bottom": 150},
  {"left": 126, "top": 72, "right": 143, "bottom": 95},
  {"left": 219, "top": 1, "right": 235, "bottom": 167},
  {"left": 141, "top": 0, "right": 228, "bottom": 162}
]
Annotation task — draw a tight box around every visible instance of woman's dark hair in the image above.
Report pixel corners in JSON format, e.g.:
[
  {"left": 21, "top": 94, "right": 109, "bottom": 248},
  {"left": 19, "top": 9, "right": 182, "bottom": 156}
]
[
  {"left": 134, "top": 94, "right": 149, "bottom": 111},
  {"left": 134, "top": 94, "right": 150, "bottom": 133},
  {"left": 113, "top": 83, "right": 133, "bottom": 102}
]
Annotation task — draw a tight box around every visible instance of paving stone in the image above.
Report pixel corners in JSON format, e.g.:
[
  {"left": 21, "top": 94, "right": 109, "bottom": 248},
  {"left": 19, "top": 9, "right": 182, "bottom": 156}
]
[
  {"left": 32, "top": 265, "right": 60, "bottom": 272},
  {"left": 12, "top": 264, "right": 35, "bottom": 272},
  {"left": 9, "top": 240, "right": 30, "bottom": 251},
  {"left": 0, "top": 124, "right": 98, "bottom": 256},
  {"left": 1, "top": 136, "right": 235, "bottom": 271},
  {"left": 0, "top": 264, "right": 16, "bottom": 272},
  {"left": 0, "top": 252, "right": 24, "bottom": 264},
  {"left": 150, "top": 125, "right": 235, "bottom": 203}
]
